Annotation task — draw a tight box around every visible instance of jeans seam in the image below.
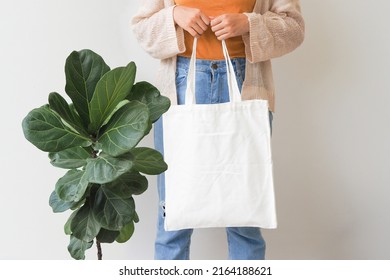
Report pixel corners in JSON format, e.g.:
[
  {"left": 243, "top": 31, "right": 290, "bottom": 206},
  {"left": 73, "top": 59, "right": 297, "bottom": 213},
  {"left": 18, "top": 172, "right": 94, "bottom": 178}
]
[
  {"left": 233, "top": 59, "right": 245, "bottom": 87},
  {"left": 226, "top": 228, "right": 232, "bottom": 259},
  {"left": 184, "top": 236, "right": 191, "bottom": 259}
]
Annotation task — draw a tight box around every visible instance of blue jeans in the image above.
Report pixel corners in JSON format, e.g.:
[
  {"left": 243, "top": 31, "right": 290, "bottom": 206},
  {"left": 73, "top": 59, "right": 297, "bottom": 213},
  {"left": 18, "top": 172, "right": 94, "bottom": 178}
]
[{"left": 154, "top": 56, "right": 271, "bottom": 260}]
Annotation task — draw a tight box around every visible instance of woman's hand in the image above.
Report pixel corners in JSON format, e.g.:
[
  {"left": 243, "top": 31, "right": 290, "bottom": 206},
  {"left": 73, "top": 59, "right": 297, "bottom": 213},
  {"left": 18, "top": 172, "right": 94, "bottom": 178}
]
[
  {"left": 173, "top": 6, "right": 210, "bottom": 38},
  {"left": 210, "top": 13, "right": 250, "bottom": 40}
]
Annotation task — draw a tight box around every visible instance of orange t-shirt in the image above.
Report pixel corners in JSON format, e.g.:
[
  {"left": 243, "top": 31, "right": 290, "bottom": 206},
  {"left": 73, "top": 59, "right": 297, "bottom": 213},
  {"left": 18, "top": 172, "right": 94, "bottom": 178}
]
[{"left": 174, "top": 0, "right": 255, "bottom": 60}]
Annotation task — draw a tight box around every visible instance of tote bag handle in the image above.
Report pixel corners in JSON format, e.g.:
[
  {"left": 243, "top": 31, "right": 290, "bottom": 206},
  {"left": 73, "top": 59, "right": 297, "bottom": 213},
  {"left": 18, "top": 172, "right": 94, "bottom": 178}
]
[{"left": 184, "top": 38, "right": 242, "bottom": 105}]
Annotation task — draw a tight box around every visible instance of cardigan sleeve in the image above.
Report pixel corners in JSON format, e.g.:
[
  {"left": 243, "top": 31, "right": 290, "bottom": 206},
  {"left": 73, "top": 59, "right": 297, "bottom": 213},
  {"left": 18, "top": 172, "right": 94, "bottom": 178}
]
[
  {"left": 131, "top": 1, "right": 185, "bottom": 59},
  {"left": 243, "top": 0, "right": 305, "bottom": 63}
]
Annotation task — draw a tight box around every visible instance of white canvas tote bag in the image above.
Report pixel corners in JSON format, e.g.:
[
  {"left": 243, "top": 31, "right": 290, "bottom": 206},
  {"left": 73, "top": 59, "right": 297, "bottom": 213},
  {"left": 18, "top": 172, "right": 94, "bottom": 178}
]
[{"left": 163, "top": 38, "right": 277, "bottom": 231}]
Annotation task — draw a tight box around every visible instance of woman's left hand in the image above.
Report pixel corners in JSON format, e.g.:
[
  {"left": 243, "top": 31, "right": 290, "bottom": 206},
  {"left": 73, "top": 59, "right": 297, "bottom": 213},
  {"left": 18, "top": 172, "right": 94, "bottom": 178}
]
[{"left": 210, "top": 13, "right": 249, "bottom": 40}]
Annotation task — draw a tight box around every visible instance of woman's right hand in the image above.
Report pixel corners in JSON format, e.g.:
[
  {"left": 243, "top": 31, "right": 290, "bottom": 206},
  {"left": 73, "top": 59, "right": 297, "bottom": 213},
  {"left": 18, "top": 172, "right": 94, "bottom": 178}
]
[{"left": 173, "top": 5, "right": 210, "bottom": 37}]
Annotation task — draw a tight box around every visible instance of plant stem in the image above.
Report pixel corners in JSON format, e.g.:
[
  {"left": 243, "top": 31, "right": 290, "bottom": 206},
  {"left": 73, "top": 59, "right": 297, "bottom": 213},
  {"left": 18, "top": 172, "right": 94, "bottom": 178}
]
[
  {"left": 92, "top": 149, "right": 102, "bottom": 260},
  {"left": 96, "top": 239, "right": 102, "bottom": 260},
  {"left": 92, "top": 149, "right": 98, "bottom": 158}
]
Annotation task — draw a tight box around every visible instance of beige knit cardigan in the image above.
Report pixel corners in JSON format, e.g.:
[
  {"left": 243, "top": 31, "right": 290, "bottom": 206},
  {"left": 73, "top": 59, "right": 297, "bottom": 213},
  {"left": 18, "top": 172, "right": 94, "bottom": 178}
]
[{"left": 131, "top": 0, "right": 305, "bottom": 112}]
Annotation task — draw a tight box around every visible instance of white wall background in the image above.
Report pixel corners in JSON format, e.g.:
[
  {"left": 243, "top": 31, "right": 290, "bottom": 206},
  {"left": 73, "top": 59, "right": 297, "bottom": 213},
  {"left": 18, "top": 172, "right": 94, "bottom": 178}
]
[{"left": 1, "top": 0, "right": 389, "bottom": 260}]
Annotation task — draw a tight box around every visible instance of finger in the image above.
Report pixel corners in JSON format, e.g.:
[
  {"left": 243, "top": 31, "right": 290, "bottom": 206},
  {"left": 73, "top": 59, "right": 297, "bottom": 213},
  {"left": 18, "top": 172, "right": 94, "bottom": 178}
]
[
  {"left": 217, "top": 33, "right": 230, "bottom": 41},
  {"left": 210, "top": 16, "right": 223, "bottom": 27},
  {"left": 215, "top": 28, "right": 232, "bottom": 40},
  {"left": 187, "top": 27, "right": 200, "bottom": 38},
  {"left": 200, "top": 13, "right": 210, "bottom": 26},
  {"left": 192, "top": 22, "right": 206, "bottom": 36},
  {"left": 211, "top": 21, "right": 224, "bottom": 33},
  {"left": 214, "top": 29, "right": 228, "bottom": 38},
  {"left": 196, "top": 18, "right": 208, "bottom": 32}
]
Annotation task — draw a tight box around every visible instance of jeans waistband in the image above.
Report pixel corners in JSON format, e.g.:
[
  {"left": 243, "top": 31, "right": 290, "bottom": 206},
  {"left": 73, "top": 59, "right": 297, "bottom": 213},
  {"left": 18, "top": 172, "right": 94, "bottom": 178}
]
[{"left": 177, "top": 56, "right": 246, "bottom": 72}]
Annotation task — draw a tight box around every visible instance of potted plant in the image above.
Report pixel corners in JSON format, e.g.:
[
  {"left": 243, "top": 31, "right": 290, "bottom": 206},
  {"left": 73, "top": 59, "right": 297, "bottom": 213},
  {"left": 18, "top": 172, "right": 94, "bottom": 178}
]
[{"left": 22, "top": 49, "right": 170, "bottom": 260}]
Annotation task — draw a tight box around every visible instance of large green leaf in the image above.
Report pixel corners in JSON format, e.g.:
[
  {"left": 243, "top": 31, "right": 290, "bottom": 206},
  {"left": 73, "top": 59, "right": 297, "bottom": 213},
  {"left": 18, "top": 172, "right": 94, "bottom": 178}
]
[
  {"left": 96, "top": 228, "right": 120, "bottom": 243},
  {"left": 116, "top": 222, "right": 135, "bottom": 243},
  {"left": 71, "top": 202, "right": 101, "bottom": 242},
  {"left": 100, "top": 99, "right": 129, "bottom": 128},
  {"left": 84, "top": 154, "right": 133, "bottom": 184},
  {"left": 88, "top": 62, "right": 136, "bottom": 132},
  {"left": 97, "top": 101, "right": 151, "bottom": 157},
  {"left": 48, "top": 92, "right": 88, "bottom": 136},
  {"left": 65, "top": 50, "right": 110, "bottom": 127},
  {"left": 49, "top": 190, "right": 84, "bottom": 213},
  {"left": 64, "top": 210, "right": 79, "bottom": 235},
  {"left": 106, "top": 171, "right": 148, "bottom": 197},
  {"left": 55, "top": 169, "right": 89, "bottom": 202},
  {"left": 129, "top": 147, "right": 167, "bottom": 175},
  {"left": 69, "top": 103, "right": 84, "bottom": 126},
  {"left": 49, "top": 146, "right": 91, "bottom": 169},
  {"left": 68, "top": 235, "right": 93, "bottom": 260},
  {"left": 93, "top": 186, "right": 135, "bottom": 231},
  {"left": 128, "top": 81, "right": 170, "bottom": 123},
  {"left": 22, "top": 105, "right": 91, "bottom": 152}
]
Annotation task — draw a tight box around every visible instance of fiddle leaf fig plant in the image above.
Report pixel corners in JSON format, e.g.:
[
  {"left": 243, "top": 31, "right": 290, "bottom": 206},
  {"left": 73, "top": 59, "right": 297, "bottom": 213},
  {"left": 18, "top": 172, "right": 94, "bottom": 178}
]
[{"left": 22, "top": 49, "right": 170, "bottom": 260}]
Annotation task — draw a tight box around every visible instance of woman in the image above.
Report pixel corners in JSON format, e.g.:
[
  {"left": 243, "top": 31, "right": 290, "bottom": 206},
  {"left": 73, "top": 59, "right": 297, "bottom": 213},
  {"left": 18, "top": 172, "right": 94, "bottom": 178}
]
[{"left": 132, "top": 0, "right": 304, "bottom": 260}]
